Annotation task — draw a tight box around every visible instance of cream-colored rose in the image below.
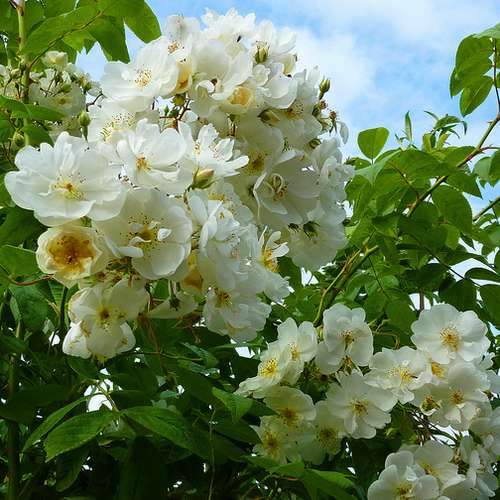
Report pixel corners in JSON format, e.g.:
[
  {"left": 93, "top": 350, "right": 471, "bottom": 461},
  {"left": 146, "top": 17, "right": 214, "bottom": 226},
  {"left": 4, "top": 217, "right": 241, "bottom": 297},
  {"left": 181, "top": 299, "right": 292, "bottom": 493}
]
[{"left": 36, "top": 224, "right": 109, "bottom": 286}]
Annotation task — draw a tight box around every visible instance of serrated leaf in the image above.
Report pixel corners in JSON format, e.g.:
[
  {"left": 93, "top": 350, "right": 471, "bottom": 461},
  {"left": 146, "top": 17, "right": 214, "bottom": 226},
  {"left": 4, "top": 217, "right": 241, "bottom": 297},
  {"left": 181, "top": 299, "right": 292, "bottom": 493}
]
[
  {"left": 23, "top": 398, "right": 88, "bottom": 451},
  {"left": 212, "top": 387, "right": 253, "bottom": 423},
  {"left": 357, "top": 127, "right": 390, "bottom": 159},
  {"left": 44, "top": 409, "right": 115, "bottom": 461}
]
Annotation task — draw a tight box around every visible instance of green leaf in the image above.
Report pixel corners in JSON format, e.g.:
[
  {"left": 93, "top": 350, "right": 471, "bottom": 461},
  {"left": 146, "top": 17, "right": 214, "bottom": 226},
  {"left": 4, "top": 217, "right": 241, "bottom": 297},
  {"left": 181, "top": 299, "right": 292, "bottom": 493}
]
[
  {"left": 44, "top": 409, "right": 115, "bottom": 461},
  {"left": 440, "top": 279, "right": 476, "bottom": 311},
  {"left": 55, "top": 445, "right": 90, "bottom": 492},
  {"left": 432, "top": 185, "right": 472, "bottom": 233},
  {"left": 0, "top": 333, "right": 28, "bottom": 354},
  {"left": 123, "top": 406, "right": 208, "bottom": 458},
  {"left": 307, "top": 469, "right": 354, "bottom": 490},
  {"left": 465, "top": 267, "right": 500, "bottom": 283},
  {"left": 480, "top": 284, "right": 500, "bottom": 324},
  {"left": 212, "top": 387, "right": 253, "bottom": 423},
  {"left": 116, "top": 437, "right": 165, "bottom": 499},
  {"left": 490, "top": 150, "right": 500, "bottom": 184},
  {"left": 45, "top": 0, "right": 77, "bottom": 17},
  {"left": 21, "top": 124, "right": 53, "bottom": 145},
  {"left": 89, "top": 16, "right": 129, "bottom": 62},
  {"left": 475, "top": 23, "right": 500, "bottom": 40},
  {"left": 23, "top": 398, "right": 88, "bottom": 452},
  {"left": 459, "top": 76, "right": 493, "bottom": 116},
  {"left": 303, "top": 470, "right": 355, "bottom": 500},
  {"left": 0, "top": 245, "right": 38, "bottom": 277},
  {"left": 0, "top": 207, "right": 43, "bottom": 246},
  {"left": 10, "top": 285, "right": 50, "bottom": 331},
  {"left": 123, "top": 0, "right": 161, "bottom": 42},
  {"left": 357, "top": 127, "right": 390, "bottom": 159}
]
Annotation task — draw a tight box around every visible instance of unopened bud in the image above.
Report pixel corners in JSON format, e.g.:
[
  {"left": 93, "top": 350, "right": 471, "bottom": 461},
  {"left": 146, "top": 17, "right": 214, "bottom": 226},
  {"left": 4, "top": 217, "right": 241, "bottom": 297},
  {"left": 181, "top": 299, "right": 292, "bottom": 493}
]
[
  {"left": 10, "top": 68, "right": 21, "bottom": 79},
  {"left": 12, "top": 131, "right": 25, "bottom": 148},
  {"left": 191, "top": 168, "right": 214, "bottom": 189},
  {"left": 83, "top": 82, "right": 93, "bottom": 93},
  {"left": 172, "top": 94, "right": 185, "bottom": 106},
  {"left": 308, "top": 138, "right": 321, "bottom": 149},
  {"left": 319, "top": 78, "right": 330, "bottom": 97},
  {"left": 259, "top": 108, "right": 279, "bottom": 126},
  {"left": 78, "top": 111, "right": 91, "bottom": 127},
  {"left": 255, "top": 46, "right": 268, "bottom": 64},
  {"left": 59, "top": 83, "right": 72, "bottom": 93}
]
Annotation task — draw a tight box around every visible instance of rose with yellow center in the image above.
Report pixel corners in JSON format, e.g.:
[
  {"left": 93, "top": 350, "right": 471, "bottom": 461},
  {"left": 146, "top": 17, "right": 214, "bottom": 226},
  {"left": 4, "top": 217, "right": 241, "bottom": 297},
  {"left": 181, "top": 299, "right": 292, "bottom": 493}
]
[{"left": 36, "top": 224, "right": 109, "bottom": 287}]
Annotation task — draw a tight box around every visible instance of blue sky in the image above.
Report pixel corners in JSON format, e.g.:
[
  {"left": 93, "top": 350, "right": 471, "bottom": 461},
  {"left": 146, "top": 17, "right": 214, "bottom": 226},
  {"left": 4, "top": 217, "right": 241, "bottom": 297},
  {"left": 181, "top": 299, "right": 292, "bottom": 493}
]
[{"left": 78, "top": 0, "right": 500, "bottom": 205}]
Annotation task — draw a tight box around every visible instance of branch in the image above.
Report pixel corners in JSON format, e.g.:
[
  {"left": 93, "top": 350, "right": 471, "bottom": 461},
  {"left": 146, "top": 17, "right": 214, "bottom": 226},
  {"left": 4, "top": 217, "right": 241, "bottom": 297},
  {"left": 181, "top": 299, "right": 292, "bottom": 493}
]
[
  {"left": 473, "top": 195, "right": 500, "bottom": 221},
  {"left": 408, "top": 112, "right": 500, "bottom": 215}
]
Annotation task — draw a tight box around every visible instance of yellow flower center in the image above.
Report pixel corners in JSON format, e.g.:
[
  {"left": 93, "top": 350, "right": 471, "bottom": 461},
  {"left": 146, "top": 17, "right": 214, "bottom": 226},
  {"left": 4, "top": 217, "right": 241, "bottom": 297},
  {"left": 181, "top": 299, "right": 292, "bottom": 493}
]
[
  {"left": 136, "top": 156, "right": 150, "bottom": 171},
  {"left": 259, "top": 358, "right": 278, "bottom": 377},
  {"left": 48, "top": 233, "right": 95, "bottom": 275},
  {"left": 262, "top": 431, "right": 280, "bottom": 452},
  {"left": 318, "top": 427, "right": 338, "bottom": 449},
  {"left": 228, "top": 86, "right": 253, "bottom": 107},
  {"left": 431, "top": 362, "right": 445, "bottom": 378},
  {"left": 280, "top": 407, "right": 299, "bottom": 426},
  {"left": 342, "top": 329, "right": 354, "bottom": 345},
  {"left": 135, "top": 68, "right": 153, "bottom": 88},
  {"left": 441, "top": 326, "right": 460, "bottom": 351},
  {"left": 214, "top": 288, "right": 231, "bottom": 307},
  {"left": 451, "top": 391, "right": 464, "bottom": 405},
  {"left": 53, "top": 177, "right": 84, "bottom": 200},
  {"left": 351, "top": 399, "right": 368, "bottom": 416},
  {"left": 289, "top": 342, "right": 300, "bottom": 361},
  {"left": 262, "top": 247, "right": 278, "bottom": 272}
]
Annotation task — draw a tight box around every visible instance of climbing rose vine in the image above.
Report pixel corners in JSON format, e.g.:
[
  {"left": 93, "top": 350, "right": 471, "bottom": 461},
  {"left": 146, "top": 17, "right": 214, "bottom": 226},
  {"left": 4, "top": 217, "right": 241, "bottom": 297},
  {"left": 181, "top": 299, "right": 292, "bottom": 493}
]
[{"left": 0, "top": 3, "right": 499, "bottom": 499}]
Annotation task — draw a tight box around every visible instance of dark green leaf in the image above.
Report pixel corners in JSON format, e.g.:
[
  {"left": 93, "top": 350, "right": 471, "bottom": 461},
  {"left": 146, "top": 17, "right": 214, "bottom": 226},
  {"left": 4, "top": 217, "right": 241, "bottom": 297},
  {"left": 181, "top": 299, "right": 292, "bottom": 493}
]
[
  {"left": 480, "top": 284, "right": 500, "bottom": 324},
  {"left": 123, "top": 406, "right": 208, "bottom": 458},
  {"left": 44, "top": 409, "right": 115, "bottom": 461},
  {"left": 23, "top": 398, "right": 88, "bottom": 451}
]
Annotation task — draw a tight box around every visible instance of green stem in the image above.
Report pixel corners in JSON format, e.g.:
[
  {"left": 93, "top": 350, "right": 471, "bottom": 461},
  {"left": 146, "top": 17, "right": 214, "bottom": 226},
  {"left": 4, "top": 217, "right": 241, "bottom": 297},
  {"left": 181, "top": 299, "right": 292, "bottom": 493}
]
[
  {"left": 313, "top": 246, "right": 378, "bottom": 326},
  {"left": 59, "top": 286, "right": 68, "bottom": 336},
  {"left": 16, "top": 0, "right": 30, "bottom": 145},
  {"left": 7, "top": 321, "right": 25, "bottom": 500}
]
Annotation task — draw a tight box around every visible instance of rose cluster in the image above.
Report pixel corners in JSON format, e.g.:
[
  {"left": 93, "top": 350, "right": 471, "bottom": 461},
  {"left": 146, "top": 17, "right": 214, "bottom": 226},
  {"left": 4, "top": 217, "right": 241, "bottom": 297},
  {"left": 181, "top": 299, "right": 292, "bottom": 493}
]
[
  {"left": 238, "top": 303, "right": 499, "bottom": 499},
  {"left": 4, "top": 9, "right": 350, "bottom": 359}
]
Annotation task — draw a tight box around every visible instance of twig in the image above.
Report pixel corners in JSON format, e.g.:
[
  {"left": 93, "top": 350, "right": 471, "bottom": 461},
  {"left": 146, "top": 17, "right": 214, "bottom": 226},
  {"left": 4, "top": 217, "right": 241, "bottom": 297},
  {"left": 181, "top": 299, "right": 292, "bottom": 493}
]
[{"left": 473, "top": 195, "right": 500, "bottom": 221}]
